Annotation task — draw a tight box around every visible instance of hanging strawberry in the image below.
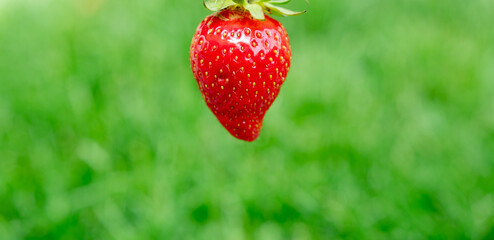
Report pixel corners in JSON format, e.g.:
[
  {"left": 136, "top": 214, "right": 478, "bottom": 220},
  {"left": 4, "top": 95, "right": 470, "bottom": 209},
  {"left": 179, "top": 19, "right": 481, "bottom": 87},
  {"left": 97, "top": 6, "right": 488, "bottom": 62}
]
[{"left": 190, "top": 0, "right": 304, "bottom": 141}]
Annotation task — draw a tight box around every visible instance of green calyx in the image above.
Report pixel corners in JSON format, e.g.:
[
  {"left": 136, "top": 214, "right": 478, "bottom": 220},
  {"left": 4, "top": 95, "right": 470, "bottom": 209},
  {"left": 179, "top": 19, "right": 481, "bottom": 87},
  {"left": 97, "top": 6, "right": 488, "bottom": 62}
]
[{"left": 203, "top": 0, "right": 306, "bottom": 20}]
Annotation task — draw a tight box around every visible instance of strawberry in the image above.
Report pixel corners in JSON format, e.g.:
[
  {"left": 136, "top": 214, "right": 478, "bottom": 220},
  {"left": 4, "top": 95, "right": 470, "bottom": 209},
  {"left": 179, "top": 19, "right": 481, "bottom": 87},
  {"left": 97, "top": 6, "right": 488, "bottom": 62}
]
[{"left": 190, "top": 0, "right": 304, "bottom": 142}]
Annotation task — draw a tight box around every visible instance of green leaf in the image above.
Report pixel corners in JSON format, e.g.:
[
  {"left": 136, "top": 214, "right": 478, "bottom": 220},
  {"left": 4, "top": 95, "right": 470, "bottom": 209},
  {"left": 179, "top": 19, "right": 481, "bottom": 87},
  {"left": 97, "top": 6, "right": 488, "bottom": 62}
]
[
  {"left": 263, "top": 2, "right": 306, "bottom": 16},
  {"left": 267, "top": 0, "right": 291, "bottom": 5},
  {"left": 244, "top": 3, "right": 265, "bottom": 20},
  {"left": 204, "top": 0, "right": 237, "bottom": 11}
]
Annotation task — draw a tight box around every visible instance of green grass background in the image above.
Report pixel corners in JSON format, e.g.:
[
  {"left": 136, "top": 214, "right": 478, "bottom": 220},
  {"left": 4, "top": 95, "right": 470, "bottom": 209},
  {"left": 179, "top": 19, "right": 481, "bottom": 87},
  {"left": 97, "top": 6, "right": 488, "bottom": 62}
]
[{"left": 1, "top": 0, "right": 494, "bottom": 239}]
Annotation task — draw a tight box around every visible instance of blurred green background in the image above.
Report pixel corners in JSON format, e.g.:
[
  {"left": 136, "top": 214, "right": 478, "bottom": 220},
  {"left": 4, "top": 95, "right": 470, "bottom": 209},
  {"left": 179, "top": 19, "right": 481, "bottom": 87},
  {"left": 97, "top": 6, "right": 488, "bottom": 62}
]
[{"left": 1, "top": 0, "right": 494, "bottom": 239}]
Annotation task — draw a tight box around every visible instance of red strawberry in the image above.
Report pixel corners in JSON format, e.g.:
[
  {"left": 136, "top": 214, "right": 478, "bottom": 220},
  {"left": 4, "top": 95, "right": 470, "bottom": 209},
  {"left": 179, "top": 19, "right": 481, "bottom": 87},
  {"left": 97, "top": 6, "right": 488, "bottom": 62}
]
[{"left": 190, "top": 0, "right": 304, "bottom": 142}]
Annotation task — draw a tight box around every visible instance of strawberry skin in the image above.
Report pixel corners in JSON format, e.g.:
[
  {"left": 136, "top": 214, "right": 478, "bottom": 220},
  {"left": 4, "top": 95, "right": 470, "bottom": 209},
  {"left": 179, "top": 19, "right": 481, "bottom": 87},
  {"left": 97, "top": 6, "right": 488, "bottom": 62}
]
[{"left": 190, "top": 7, "right": 292, "bottom": 142}]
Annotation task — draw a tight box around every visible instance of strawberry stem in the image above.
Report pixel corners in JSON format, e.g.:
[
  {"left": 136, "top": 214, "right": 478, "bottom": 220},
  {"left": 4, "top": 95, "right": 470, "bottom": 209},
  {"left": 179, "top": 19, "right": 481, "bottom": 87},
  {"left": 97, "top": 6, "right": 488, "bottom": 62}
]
[{"left": 203, "top": 0, "right": 306, "bottom": 20}]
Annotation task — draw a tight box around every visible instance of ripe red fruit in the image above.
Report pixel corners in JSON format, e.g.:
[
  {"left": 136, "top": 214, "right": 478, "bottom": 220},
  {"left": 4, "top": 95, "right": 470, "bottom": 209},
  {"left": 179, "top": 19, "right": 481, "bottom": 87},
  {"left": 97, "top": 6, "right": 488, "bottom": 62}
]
[{"left": 190, "top": 1, "right": 304, "bottom": 142}]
